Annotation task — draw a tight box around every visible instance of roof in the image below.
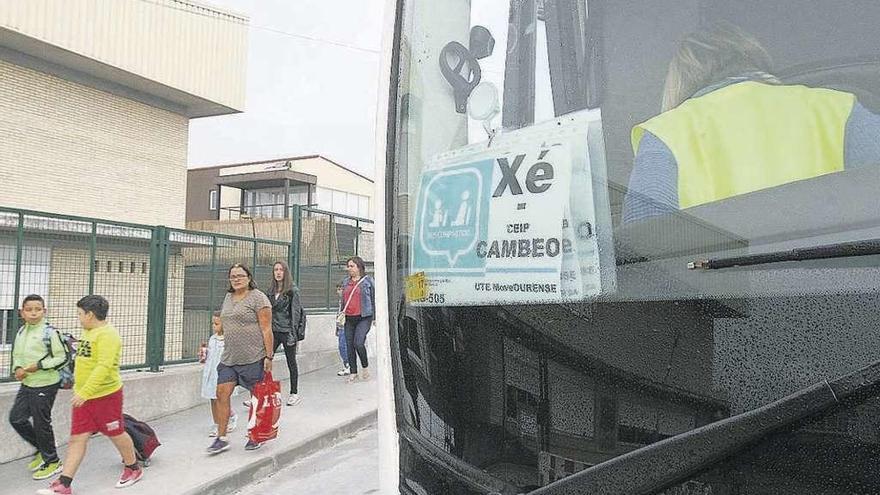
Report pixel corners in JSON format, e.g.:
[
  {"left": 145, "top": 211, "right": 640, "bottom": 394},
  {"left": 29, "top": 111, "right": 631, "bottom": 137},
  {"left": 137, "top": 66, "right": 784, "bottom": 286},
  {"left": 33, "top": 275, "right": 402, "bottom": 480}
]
[
  {"left": 189, "top": 154, "right": 375, "bottom": 183},
  {"left": 170, "top": 0, "right": 249, "bottom": 22},
  {"left": 0, "top": 0, "right": 249, "bottom": 117},
  {"left": 216, "top": 170, "right": 317, "bottom": 189}
]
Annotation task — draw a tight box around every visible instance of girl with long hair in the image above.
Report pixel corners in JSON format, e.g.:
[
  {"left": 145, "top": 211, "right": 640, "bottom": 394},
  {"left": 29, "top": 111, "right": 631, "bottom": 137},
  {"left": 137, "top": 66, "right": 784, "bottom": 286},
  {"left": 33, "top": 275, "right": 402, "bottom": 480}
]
[{"left": 268, "top": 261, "right": 305, "bottom": 406}]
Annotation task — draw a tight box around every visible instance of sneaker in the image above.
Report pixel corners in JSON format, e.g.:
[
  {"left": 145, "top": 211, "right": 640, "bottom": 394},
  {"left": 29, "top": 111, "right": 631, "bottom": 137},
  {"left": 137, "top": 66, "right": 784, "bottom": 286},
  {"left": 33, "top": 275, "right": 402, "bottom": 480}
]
[
  {"left": 346, "top": 373, "right": 359, "bottom": 383},
  {"left": 28, "top": 452, "right": 44, "bottom": 471},
  {"left": 286, "top": 394, "right": 302, "bottom": 406},
  {"left": 210, "top": 415, "right": 238, "bottom": 437},
  {"left": 337, "top": 366, "right": 350, "bottom": 376},
  {"left": 361, "top": 368, "right": 371, "bottom": 381},
  {"left": 206, "top": 438, "right": 230, "bottom": 455},
  {"left": 115, "top": 466, "right": 143, "bottom": 488},
  {"left": 36, "top": 479, "right": 71, "bottom": 495},
  {"left": 244, "top": 439, "right": 262, "bottom": 451},
  {"left": 33, "top": 461, "right": 63, "bottom": 481}
]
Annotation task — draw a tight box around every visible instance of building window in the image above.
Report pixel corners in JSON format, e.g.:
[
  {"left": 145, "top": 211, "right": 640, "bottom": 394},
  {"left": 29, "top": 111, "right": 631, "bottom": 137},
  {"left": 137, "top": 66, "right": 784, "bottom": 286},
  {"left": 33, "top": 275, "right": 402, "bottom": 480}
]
[
  {"left": 332, "top": 190, "right": 347, "bottom": 215},
  {"left": 243, "top": 188, "right": 288, "bottom": 218},
  {"left": 209, "top": 190, "right": 218, "bottom": 211},
  {"left": 314, "top": 186, "right": 370, "bottom": 219},
  {"left": 346, "top": 193, "right": 360, "bottom": 217},
  {"left": 358, "top": 196, "right": 370, "bottom": 218},
  {"left": 0, "top": 245, "right": 50, "bottom": 348},
  {"left": 288, "top": 184, "right": 310, "bottom": 208}
]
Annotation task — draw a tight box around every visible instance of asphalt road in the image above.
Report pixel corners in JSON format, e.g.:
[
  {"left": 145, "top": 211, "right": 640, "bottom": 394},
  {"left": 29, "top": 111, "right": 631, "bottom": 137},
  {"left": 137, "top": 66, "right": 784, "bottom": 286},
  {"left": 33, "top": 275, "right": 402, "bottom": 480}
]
[{"left": 235, "top": 426, "right": 379, "bottom": 495}]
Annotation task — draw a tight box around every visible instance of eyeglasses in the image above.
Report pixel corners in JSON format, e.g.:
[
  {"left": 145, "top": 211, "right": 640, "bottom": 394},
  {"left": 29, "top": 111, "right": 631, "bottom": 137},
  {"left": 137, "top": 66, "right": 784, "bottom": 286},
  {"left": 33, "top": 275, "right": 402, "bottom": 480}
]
[{"left": 229, "top": 274, "right": 249, "bottom": 280}]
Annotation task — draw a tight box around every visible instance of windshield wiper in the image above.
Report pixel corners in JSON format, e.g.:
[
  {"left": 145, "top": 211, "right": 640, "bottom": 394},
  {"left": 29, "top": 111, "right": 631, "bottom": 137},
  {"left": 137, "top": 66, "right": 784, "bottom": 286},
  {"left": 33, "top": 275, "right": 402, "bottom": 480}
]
[
  {"left": 527, "top": 358, "right": 880, "bottom": 495},
  {"left": 688, "top": 238, "right": 880, "bottom": 270}
]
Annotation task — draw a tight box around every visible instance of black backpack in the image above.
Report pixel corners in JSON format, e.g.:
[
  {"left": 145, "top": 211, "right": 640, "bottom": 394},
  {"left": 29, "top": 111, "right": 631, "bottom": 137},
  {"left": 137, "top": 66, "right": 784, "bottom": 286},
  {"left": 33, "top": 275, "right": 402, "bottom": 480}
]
[
  {"left": 290, "top": 288, "right": 306, "bottom": 341},
  {"left": 37, "top": 325, "right": 77, "bottom": 389},
  {"left": 123, "top": 414, "right": 161, "bottom": 465}
]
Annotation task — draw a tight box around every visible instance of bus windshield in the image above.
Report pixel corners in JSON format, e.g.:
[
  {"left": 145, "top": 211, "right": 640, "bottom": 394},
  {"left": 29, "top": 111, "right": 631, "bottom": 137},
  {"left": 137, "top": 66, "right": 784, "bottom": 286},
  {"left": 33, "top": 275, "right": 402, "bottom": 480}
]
[{"left": 386, "top": 1, "right": 880, "bottom": 493}]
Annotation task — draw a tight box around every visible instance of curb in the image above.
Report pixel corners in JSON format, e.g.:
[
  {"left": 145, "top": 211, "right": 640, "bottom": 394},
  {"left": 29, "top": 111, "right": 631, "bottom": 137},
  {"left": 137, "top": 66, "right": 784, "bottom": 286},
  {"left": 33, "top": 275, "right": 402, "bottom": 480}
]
[{"left": 183, "top": 410, "right": 378, "bottom": 495}]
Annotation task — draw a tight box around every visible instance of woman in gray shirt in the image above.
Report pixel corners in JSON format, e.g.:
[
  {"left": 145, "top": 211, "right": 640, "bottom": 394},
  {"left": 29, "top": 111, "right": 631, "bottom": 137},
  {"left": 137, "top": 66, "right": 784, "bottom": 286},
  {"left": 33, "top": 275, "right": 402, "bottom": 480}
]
[{"left": 207, "top": 263, "right": 273, "bottom": 455}]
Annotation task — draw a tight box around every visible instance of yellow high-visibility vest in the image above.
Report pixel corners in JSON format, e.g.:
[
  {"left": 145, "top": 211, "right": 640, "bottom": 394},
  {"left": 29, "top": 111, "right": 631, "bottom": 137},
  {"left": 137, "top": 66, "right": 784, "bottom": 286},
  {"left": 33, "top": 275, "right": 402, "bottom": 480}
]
[{"left": 632, "top": 81, "right": 855, "bottom": 209}]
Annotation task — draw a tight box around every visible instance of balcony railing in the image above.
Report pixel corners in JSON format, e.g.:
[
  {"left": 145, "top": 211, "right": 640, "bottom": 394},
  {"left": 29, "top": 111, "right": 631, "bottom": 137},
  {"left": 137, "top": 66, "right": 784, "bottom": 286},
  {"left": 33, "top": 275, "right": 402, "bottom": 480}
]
[{"left": 219, "top": 203, "right": 319, "bottom": 220}]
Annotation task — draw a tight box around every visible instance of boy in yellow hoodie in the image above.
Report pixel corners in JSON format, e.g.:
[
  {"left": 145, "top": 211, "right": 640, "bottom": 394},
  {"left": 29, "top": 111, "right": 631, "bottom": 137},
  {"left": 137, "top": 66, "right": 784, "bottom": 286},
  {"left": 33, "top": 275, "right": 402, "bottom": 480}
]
[{"left": 38, "top": 295, "right": 142, "bottom": 495}]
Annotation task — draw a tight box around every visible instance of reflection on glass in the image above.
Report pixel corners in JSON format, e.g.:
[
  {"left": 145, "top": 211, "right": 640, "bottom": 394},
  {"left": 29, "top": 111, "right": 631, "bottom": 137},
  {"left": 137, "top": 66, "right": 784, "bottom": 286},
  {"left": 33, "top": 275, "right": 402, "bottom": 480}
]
[{"left": 624, "top": 22, "right": 880, "bottom": 224}]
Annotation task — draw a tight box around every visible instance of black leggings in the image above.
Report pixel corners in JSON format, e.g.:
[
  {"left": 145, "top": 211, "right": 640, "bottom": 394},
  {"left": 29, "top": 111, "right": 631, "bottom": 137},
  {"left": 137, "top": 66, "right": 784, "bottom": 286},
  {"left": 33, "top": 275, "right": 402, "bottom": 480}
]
[
  {"left": 272, "top": 332, "right": 299, "bottom": 394},
  {"left": 344, "top": 315, "right": 373, "bottom": 374}
]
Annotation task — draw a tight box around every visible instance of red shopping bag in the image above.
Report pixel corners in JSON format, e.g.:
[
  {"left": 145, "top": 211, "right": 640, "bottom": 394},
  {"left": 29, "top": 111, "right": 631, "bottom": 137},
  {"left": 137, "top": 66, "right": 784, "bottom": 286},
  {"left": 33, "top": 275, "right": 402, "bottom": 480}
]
[{"left": 247, "top": 371, "right": 282, "bottom": 443}]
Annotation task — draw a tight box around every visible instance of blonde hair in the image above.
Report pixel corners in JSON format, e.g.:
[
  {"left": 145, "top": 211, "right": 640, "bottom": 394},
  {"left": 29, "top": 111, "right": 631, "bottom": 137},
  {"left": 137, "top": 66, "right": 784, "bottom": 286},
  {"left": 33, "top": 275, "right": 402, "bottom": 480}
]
[{"left": 661, "top": 22, "right": 775, "bottom": 112}]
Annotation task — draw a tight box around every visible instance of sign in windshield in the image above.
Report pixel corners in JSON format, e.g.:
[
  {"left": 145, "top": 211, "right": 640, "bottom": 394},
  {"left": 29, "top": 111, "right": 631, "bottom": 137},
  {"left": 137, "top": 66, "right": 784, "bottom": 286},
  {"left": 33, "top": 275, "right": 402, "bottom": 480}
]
[{"left": 410, "top": 117, "right": 615, "bottom": 305}]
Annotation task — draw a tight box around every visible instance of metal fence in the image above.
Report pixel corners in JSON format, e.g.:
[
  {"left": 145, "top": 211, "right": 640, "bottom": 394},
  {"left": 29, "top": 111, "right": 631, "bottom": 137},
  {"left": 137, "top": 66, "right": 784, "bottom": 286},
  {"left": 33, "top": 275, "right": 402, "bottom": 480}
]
[
  {"left": 0, "top": 207, "right": 292, "bottom": 381},
  {"left": 292, "top": 205, "right": 375, "bottom": 311}
]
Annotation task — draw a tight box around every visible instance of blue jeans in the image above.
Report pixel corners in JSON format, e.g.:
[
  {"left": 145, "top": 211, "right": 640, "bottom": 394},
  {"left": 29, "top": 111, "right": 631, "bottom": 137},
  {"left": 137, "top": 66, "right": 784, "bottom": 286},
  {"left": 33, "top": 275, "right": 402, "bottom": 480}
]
[
  {"left": 337, "top": 327, "right": 349, "bottom": 366},
  {"left": 344, "top": 315, "right": 372, "bottom": 374}
]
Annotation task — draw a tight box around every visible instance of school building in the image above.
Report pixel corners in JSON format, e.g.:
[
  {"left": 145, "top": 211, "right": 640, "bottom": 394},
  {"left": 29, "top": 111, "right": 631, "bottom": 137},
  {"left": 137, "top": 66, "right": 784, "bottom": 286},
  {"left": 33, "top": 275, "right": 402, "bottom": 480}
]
[
  {"left": 187, "top": 155, "right": 374, "bottom": 223},
  {"left": 186, "top": 155, "right": 376, "bottom": 305},
  {"left": 0, "top": 0, "right": 249, "bottom": 367}
]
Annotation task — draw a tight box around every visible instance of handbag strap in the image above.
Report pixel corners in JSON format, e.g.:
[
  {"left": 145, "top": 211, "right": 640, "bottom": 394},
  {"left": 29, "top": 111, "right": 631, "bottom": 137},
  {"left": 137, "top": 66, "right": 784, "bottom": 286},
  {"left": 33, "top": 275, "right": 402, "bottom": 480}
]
[{"left": 341, "top": 277, "right": 365, "bottom": 314}]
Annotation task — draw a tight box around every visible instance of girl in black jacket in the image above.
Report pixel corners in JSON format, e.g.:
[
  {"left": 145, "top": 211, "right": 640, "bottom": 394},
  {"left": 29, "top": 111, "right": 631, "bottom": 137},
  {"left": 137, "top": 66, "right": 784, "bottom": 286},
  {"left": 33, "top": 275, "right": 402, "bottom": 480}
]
[{"left": 268, "top": 261, "right": 305, "bottom": 406}]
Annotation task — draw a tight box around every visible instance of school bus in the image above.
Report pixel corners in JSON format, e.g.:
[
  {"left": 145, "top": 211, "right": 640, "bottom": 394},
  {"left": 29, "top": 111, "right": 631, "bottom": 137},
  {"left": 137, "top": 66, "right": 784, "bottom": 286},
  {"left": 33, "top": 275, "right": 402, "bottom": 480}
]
[{"left": 372, "top": 1, "right": 880, "bottom": 493}]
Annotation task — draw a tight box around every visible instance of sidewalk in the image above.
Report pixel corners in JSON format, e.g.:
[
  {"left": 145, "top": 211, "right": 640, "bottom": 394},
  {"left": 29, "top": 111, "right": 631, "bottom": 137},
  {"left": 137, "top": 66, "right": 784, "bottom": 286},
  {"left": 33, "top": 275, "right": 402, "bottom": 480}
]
[{"left": 1, "top": 367, "right": 378, "bottom": 495}]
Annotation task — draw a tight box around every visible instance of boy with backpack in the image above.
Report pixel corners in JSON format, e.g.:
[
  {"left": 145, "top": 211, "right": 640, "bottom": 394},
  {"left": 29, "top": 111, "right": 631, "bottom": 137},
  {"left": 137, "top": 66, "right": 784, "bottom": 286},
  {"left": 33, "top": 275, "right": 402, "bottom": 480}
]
[
  {"left": 9, "top": 294, "right": 66, "bottom": 481},
  {"left": 38, "top": 295, "right": 142, "bottom": 494}
]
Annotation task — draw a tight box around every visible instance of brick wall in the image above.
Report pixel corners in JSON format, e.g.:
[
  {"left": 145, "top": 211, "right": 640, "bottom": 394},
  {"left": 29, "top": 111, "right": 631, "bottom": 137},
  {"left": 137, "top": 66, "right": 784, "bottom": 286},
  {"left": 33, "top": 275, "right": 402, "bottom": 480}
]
[{"left": 0, "top": 59, "right": 189, "bottom": 227}]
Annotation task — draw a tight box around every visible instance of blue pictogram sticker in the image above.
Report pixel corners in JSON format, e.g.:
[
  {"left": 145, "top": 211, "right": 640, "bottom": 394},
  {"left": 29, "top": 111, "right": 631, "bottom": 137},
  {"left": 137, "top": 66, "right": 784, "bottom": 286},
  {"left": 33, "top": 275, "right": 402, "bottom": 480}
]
[{"left": 412, "top": 159, "right": 494, "bottom": 270}]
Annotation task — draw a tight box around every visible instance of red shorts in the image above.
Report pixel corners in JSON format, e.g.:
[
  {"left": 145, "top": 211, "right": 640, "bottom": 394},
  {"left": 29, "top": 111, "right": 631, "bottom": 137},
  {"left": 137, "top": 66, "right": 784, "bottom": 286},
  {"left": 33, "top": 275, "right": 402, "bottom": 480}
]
[{"left": 71, "top": 388, "right": 125, "bottom": 437}]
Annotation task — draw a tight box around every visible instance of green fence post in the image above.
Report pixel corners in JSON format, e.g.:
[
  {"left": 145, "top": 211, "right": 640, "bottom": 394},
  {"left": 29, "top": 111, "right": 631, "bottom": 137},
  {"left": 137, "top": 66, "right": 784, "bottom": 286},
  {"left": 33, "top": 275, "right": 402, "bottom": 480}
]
[
  {"left": 9, "top": 212, "right": 24, "bottom": 376},
  {"left": 291, "top": 205, "right": 302, "bottom": 286},
  {"left": 210, "top": 236, "right": 218, "bottom": 314},
  {"left": 88, "top": 221, "right": 97, "bottom": 295},
  {"left": 355, "top": 219, "right": 360, "bottom": 257},
  {"left": 252, "top": 238, "right": 258, "bottom": 280},
  {"left": 146, "top": 226, "right": 169, "bottom": 372},
  {"left": 326, "top": 214, "right": 334, "bottom": 310},
  {"left": 209, "top": 236, "right": 219, "bottom": 344},
  {"left": 287, "top": 240, "right": 295, "bottom": 290}
]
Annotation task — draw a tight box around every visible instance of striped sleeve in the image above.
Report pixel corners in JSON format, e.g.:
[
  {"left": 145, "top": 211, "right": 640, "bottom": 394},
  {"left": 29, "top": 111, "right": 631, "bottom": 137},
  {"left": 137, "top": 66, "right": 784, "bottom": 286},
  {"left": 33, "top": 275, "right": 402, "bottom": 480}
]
[
  {"left": 623, "top": 131, "right": 680, "bottom": 224},
  {"left": 844, "top": 100, "right": 880, "bottom": 170}
]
